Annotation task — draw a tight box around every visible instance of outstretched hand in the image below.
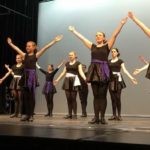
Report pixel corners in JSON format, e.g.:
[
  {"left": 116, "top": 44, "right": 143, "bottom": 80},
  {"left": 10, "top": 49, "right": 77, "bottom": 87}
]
[
  {"left": 131, "top": 78, "right": 138, "bottom": 85},
  {"left": 55, "top": 35, "right": 63, "bottom": 42},
  {"left": 4, "top": 64, "right": 9, "bottom": 69},
  {"left": 128, "top": 11, "right": 134, "bottom": 19},
  {"left": 121, "top": 16, "right": 128, "bottom": 24},
  {"left": 7, "top": 37, "right": 12, "bottom": 44},
  {"left": 53, "top": 80, "right": 58, "bottom": 86},
  {"left": 68, "top": 26, "right": 75, "bottom": 32},
  {"left": 133, "top": 69, "right": 140, "bottom": 75}
]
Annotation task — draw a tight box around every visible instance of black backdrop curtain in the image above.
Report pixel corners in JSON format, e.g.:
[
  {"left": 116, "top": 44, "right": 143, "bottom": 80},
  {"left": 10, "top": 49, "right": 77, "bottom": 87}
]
[{"left": 0, "top": 0, "right": 39, "bottom": 113}]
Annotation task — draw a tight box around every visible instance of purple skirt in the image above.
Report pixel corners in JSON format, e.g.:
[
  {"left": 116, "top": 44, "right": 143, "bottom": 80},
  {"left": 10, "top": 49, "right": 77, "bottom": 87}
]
[{"left": 42, "top": 81, "right": 56, "bottom": 94}]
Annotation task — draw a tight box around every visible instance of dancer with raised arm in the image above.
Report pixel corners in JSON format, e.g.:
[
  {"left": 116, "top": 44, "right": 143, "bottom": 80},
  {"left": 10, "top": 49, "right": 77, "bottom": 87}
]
[
  {"left": 0, "top": 55, "right": 24, "bottom": 118},
  {"left": 36, "top": 61, "right": 64, "bottom": 117},
  {"left": 69, "top": 17, "right": 128, "bottom": 124},
  {"left": 7, "top": 35, "right": 63, "bottom": 121}
]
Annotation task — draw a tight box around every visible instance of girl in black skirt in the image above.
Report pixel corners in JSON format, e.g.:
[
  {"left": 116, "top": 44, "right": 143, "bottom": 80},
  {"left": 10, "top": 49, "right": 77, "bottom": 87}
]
[
  {"left": 0, "top": 54, "right": 24, "bottom": 118},
  {"left": 108, "top": 48, "right": 137, "bottom": 121},
  {"left": 54, "top": 51, "right": 86, "bottom": 119},
  {"left": 7, "top": 35, "right": 63, "bottom": 121},
  {"left": 69, "top": 17, "right": 128, "bottom": 124},
  {"left": 36, "top": 61, "right": 64, "bottom": 117}
]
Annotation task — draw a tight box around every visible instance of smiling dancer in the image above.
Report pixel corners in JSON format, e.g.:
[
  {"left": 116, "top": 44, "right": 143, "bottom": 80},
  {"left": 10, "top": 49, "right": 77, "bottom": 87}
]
[
  {"left": 7, "top": 35, "right": 63, "bottom": 121},
  {"left": 68, "top": 17, "right": 128, "bottom": 124}
]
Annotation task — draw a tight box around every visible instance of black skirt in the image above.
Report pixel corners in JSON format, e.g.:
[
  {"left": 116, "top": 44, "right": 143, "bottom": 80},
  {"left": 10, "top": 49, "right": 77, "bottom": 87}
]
[
  {"left": 62, "top": 77, "right": 81, "bottom": 91},
  {"left": 42, "top": 81, "right": 56, "bottom": 94},
  {"left": 9, "top": 77, "right": 21, "bottom": 90},
  {"left": 86, "top": 63, "right": 110, "bottom": 83},
  {"left": 109, "top": 74, "right": 126, "bottom": 91}
]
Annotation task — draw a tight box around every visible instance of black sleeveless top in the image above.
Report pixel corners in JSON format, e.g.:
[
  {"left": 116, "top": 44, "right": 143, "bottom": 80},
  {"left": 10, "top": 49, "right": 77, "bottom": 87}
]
[
  {"left": 23, "top": 54, "right": 37, "bottom": 69},
  {"left": 91, "top": 44, "right": 110, "bottom": 61},
  {"left": 109, "top": 59, "right": 124, "bottom": 72},
  {"left": 65, "top": 61, "right": 80, "bottom": 75},
  {"left": 11, "top": 64, "right": 24, "bottom": 75}
]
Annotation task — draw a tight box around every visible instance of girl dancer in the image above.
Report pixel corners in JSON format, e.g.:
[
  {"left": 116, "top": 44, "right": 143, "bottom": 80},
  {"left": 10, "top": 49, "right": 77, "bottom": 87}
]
[
  {"left": 7, "top": 35, "right": 63, "bottom": 121},
  {"left": 128, "top": 11, "right": 150, "bottom": 38},
  {"left": 108, "top": 48, "right": 137, "bottom": 121},
  {"left": 68, "top": 17, "right": 128, "bottom": 124},
  {"left": 55, "top": 51, "right": 86, "bottom": 119},
  {"left": 36, "top": 61, "right": 64, "bottom": 117},
  {"left": 0, "top": 55, "right": 24, "bottom": 118}
]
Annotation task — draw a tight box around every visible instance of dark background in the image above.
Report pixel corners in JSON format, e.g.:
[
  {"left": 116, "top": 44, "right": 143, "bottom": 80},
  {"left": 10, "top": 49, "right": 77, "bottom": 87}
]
[{"left": 0, "top": 0, "right": 39, "bottom": 113}]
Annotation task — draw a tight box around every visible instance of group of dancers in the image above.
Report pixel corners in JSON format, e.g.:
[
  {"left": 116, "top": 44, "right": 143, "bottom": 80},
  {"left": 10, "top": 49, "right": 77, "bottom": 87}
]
[{"left": 0, "top": 11, "right": 150, "bottom": 124}]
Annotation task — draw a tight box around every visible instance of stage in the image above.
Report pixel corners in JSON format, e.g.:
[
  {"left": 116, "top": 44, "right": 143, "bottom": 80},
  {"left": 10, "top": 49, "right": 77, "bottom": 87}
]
[{"left": 0, "top": 115, "right": 150, "bottom": 149}]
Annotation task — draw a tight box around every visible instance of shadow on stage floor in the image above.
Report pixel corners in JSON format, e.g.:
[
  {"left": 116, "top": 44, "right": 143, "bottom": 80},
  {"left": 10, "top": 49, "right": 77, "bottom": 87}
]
[{"left": 0, "top": 114, "right": 150, "bottom": 149}]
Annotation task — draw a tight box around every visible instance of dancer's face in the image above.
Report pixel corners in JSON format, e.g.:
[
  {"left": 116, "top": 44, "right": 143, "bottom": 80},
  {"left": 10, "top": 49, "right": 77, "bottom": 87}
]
[
  {"left": 26, "top": 41, "right": 36, "bottom": 54},
  {"left": 111, "top": 49, "right": 118, "bottom": 58},
  {"left": 16, "top": 55, "right": 22, "bottom": 63},
  {"left": 95, "top": 32, "right": 105, "bottom": 44},
  {"left": 48, "top": 65, "right": 53, "bottom": 72},
  {"left": 68, "top": 52, "right": 76, "bottom": 62}
]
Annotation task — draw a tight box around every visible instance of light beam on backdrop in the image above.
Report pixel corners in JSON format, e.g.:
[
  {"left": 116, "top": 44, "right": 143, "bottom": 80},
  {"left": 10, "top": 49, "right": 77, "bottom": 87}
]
[{"left": 52, "top": 0, "right": 106, "bottom": 10}]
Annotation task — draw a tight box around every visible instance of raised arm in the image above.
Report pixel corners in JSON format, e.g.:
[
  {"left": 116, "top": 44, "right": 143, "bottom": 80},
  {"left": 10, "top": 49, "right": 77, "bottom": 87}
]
[
  {"left": 128, "top": 11, "right": 150, "bottom": 38},
  {"left": 133, "top": 64, "right": 149, "bottom": 75},
  {"left": 7, "top": 37, "right": 25, "bottom": 57},
  {"left": 68, "top": 26, "right": 92, "bottom": 49},
  {"left": 0, "top": 69, "right": 12, "bottom": 84},
  {"left": 138, "top": 56, "right": 149, "bottom": 65},
  {"left": 5, "top": 64, "right": 14, "bottom": 76},
  {"left": 36, "top": 63, "right": 47, "bottom": 74},
  {"left": 108, "top": 17, "right": 128, "bottom": 49},
  {"left": 78, "top": 64, "right": 86, "bottom": 81},
  {"left": 57, "top": 60, "right": 65, "bottom": 69},
  {"left": 36, "top": 35, "right": 63, "bottom": 58},
  {"left": 121, "top": 63, "right": 138, "bottom": 84},
  {"left": 54, "top": 67, "right": 66, "bottom": 85}
]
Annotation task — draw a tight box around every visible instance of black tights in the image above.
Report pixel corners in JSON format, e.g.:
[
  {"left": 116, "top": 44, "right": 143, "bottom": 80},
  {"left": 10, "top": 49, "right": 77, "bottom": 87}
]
[
  {"left": 109, "top": 89, "right": 122, "bottom": 117},
  {"left": 22, "top": 88, "right": 35, "bottom": 118},
  {"left": 91, "top": 82, "right": 108, "bottom": 120},
  {"left": 79, "top": 89, "right": 88, "bottom": 115},
  {"left": 65, "top": 90, "right": 77, "bottom": 116},
  {"left": 45, "top": 93, "right": 54, "bottom": 115},
  {"left": 11, "top": 90, "right": 22, "bottom": 115}
]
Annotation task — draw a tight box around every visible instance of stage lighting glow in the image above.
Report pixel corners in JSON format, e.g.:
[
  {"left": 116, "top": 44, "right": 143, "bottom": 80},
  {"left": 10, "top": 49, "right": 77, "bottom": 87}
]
[{"left": 53, "top": 0, "right": 106, "bottom": 10}]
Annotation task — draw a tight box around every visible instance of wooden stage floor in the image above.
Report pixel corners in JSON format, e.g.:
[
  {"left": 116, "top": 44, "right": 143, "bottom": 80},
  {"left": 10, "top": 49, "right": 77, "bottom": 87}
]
[{"left": 0, "top": 114, "right": 150, "bottom": 149}]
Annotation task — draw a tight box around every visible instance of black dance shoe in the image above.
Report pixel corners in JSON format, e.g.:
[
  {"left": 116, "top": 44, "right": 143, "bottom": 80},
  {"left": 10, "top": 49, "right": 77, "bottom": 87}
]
[
  {"left": 64, "top": 115, "right": 72, "bottom": 119},
  {"left": 80, "top": 113, "right": 87, "bottom": 117},
  {"left": 10, "top": 114, "right": 18, "bottom": 118},
  {"left": 117, "top": 116, "right": 123, "bottom": 121},
  {"left": 100, "top": 118, "right": 108, "bottom": 125},
  {"left": 108, "top": 116, "right": 117, "bottom": 121},
  {"left": 44, "top": 113, "right": 50, "bottom": 117},
  {"left": 20, "top": 115, "right": 30, "bottom": 121},
  {"left": 88, "top": 118, "right": 100, "bottom": 124}
]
